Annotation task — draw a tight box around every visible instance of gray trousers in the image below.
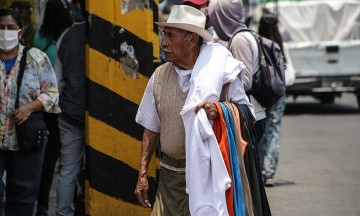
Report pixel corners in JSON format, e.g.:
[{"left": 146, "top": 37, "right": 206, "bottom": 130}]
[{"left": 56, "top": 117, "right": 85, "bottom": 216}]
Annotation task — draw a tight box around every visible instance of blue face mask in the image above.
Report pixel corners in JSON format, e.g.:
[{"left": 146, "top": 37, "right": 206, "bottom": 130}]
[{"left": 73, "top": 7, "right": 85, "bottom": 22}]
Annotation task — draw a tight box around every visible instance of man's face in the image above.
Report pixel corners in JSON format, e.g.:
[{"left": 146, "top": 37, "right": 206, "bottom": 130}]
[{"left": 161, "top": 27, "right": 191, "bottom": 66}]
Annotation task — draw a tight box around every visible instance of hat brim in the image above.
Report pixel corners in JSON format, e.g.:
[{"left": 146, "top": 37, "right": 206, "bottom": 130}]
[{"left": 155, "top": 22, "right": 213, "bottom": 41}]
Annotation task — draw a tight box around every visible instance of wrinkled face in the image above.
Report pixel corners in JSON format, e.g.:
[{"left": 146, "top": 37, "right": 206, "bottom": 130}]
[{"left": 161, "top": 27, "right": 191, "bottom": 66}]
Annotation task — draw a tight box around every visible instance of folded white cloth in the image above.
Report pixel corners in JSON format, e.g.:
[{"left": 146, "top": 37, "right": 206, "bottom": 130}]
[{"left": 180, "top": 43, "right": 243, "bottom": 216}]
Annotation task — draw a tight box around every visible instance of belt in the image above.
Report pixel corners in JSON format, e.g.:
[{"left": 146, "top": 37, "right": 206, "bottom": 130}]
[{"left": 160, "top": 153, "right": 186, "bottom": 173}]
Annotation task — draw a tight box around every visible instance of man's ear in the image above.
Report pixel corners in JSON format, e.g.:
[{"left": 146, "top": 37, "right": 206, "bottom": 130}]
[{"left": 188, "top": 33, "right": 200, "bottom": 48}]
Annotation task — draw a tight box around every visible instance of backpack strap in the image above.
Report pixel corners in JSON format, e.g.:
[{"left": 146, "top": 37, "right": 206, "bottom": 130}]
[
  {"left": 15, "top": 47, "right": 30, "bottom": 109},
  {"left": 229, "top": 29, "right": 267, "bottom": 73},
  {"left": 228, "top": 29, "right": 257, "bottom": 47}
]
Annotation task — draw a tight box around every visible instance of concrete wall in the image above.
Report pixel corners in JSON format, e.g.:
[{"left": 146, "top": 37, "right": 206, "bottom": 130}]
[{"left": 86, "top": 0, "right": 160, "bottom": 215}]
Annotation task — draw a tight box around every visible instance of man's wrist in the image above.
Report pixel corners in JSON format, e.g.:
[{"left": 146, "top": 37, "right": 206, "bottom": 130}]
[{"left": 138, "top": 168, "right": 148, "bottom": 178}]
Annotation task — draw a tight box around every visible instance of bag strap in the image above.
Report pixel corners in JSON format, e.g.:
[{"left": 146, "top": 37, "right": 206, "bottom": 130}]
[
  {"left": 228, "top": 29, "right": 256, "bottom": 47},
  {"left": 42, "top": 39, "right": 53, "bottom": 52},
  {"left": 228, "top": 29, "right": 266, "bottom": 69},
  {"left": 15, "top": 47, "right": 29, "bottom": 109}
]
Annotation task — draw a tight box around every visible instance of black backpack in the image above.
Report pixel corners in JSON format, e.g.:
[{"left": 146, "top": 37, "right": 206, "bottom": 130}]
[{"left": 230, "top": 29, "right": 286, "bottom": 108}]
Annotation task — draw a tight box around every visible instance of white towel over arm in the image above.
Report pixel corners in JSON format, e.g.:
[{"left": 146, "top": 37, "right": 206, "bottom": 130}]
[{"left": 180, "top": 43, "right": 245, "bottom": 216}]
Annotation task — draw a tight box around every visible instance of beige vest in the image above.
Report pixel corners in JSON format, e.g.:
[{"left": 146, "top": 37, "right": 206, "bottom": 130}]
[
  {"left": 153, "top": 62, "right": 230, "bottom": 161},
  {"left": 153, "top": 63, "right": 187, "bottom": 160}
]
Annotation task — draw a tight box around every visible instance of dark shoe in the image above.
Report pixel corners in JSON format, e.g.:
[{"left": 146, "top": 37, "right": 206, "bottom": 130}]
[
  {"left": 35, "top": 208, "right": 48, "bottom": 216},
  {"left": 264, "top": 178, "right": 275, "bottom": 187}
]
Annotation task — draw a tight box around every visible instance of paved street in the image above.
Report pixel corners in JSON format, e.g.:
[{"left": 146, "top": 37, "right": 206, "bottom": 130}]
[{"left": 266, "top": 93, "right": 360, "bottom": 216}]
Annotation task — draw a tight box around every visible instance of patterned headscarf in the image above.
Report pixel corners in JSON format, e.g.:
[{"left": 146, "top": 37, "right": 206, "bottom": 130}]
[{"left": 208, "top": 0, "right": 247, "bottom": 41}]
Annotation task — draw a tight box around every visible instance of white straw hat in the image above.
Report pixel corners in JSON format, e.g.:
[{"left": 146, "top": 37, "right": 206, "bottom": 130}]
[{"left": 155, "top": 5, "right": 213, "bottom": 41}]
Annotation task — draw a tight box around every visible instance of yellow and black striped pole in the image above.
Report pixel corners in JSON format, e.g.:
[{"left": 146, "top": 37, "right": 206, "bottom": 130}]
[{"left": 86, "top": 0, "right": 160, "bottom": 215}]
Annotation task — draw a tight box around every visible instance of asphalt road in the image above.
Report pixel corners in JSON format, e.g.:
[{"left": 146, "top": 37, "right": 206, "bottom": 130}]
[{"left": 266, "top": 93, "right": 360, "bottom": 216}]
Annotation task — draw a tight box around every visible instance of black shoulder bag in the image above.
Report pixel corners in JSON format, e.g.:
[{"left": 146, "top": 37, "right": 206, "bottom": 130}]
[{"left": 15, "top": 48, "right": 48, "bottom": 151}]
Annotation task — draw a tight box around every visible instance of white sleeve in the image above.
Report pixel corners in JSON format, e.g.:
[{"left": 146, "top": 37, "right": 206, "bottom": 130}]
[
  {"left": 135, "top": 75, "right": 161, "bottom": 133},
  {"left": 222, "top": 55, "right": 244, "bottom": 84}
]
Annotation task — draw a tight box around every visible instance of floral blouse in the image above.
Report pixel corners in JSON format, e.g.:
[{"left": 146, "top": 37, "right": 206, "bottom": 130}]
[{"left": 0, "top": 45, "right": 60, "bottom": 150}]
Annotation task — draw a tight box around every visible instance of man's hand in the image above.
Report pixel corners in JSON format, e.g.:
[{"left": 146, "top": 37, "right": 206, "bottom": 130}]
[
  {"left": 134, "top": 129, "right": 159, "bottom": 208},
  {"left": 134, "top": 174, "right": 151, "bottom": 208},
  {"left": 195, "top": 102, "right": 219, "bottom": 120}
]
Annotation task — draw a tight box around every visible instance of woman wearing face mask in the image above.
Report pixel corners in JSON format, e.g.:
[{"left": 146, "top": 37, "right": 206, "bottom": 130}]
[{"left": 0, "top": 8, "right": 60, "bottom": 216}]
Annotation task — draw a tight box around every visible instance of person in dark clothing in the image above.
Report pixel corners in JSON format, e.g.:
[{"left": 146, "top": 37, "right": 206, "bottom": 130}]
[
  {"left": 32, "top": 1, "right": 73, "bottom": 216},
  {"left": 257, "top": 10, "right": 287, "bottom": 187},
  {"left": 54, "top": 0, "right": 86, "bottom": 214}
]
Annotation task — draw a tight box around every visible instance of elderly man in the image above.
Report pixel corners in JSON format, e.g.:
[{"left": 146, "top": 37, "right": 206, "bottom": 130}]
[{"left": 134, "top": 5, "right": 254, "bottom": 216}]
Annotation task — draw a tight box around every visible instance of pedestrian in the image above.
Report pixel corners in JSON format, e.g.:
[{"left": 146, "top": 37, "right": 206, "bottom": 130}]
[
  {"left": 32, "top": 0, "right": 73, "bottom": 66},
  {"left": 209, "top": 0, "right": 267, "bottom": 144},
  {"left": 134, "top": 5, "right": 254, "bottom": 216},
  {"left": 32, "top": 1, "right": 73, "bottom": 215},
  {"left": 0, "top": 8, "right": 60, "bottom": 215},
  {"left": 257, "top": 11, "right": 287, "bottom": 187},
  {"left": 54, "top": 0, "right": 86, "bottom": 215}
]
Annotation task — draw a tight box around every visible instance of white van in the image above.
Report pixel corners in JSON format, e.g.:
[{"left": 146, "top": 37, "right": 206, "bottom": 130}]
[{"left": 261, "top": 0, "right": 360, "bottom": 107}]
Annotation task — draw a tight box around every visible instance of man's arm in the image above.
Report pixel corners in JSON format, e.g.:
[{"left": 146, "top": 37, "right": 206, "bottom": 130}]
[{"left": 134, "top": 128, "right": 160, "bottom": 208}]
